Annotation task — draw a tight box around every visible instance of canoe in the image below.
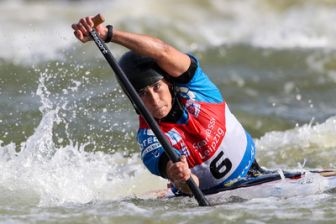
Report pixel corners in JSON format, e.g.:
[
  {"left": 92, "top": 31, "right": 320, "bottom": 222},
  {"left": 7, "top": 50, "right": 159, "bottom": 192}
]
[{"left": 156, "top": 169, "right": 336, "bottom": 201}]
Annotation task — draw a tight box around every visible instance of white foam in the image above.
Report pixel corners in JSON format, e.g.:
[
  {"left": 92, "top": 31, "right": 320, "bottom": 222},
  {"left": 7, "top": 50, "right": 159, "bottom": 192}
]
[
  {"left": 0, "top": 107, "right": 166, "bottom": 207},
  {"left": 255, "top": 116, "right": 336, "bottom": 168},
  {"left": 1, "top": 0, "right": 336, "bottom": 64},
  {"left": 0, "top": 67, "right": 166, "bottom": 207},
  {"left": 256, "top": 116, "right": 336, "bottom": 151},
  {"left": 0, "top": 0, "right": 114, "bottom": 64}
]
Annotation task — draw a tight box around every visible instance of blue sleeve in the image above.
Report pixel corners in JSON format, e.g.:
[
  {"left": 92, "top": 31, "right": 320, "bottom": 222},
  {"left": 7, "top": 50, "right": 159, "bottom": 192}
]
[
  {"left": 137, "top": 128, "right": 167, "bottom": 176},
  {"left": 175, "top": 55, "right": 223, "bottom": 103},
  {"left": 137, "top": 129, "right": 182, "bottom": 177}
]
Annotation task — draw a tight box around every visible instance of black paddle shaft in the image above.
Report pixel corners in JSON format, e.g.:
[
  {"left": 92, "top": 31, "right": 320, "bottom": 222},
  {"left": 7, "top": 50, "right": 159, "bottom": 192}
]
[{"left": 88, "top": 28, "right": 210, "bottom": 206}]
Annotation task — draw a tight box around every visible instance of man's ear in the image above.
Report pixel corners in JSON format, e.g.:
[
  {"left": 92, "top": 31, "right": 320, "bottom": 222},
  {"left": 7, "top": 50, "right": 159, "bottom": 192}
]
[
  {"left": 167, "top": 81, "right": 175, "bottom": 96},
  {"left": 162, "top": 78, "right": 172, "bottom": 88}
]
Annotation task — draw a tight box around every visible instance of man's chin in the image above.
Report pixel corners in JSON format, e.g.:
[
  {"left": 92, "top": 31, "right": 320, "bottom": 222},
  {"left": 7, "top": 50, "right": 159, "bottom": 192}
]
[{"left": 154, "top": 110, "right": 168, "bottom": 119}]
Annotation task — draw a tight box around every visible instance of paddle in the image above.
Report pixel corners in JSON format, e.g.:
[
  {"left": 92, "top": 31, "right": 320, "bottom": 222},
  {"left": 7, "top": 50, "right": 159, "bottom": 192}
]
[{"left": 88, "top": 14, "right": 210, "bottom": 206}]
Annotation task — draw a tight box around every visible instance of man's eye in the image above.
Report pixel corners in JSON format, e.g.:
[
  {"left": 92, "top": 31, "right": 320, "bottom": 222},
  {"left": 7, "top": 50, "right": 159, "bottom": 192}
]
[{"left": 153, "top": 82, "right": 160, "bottom": 90}]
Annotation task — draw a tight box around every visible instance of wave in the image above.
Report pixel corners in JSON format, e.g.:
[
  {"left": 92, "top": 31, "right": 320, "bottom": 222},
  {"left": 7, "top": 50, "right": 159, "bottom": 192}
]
[
  {"left": 255, "top": 116, "right": 336, "bottom": 169},
  {"left": 1, "top": 110, "right": 334, "bottom": 207},
  {"left": 0, "top": 70, "right": 165, "bottom": 207},
  {"left": 1, "top": 0, "right": 336, "bottom": 64},
  {"left": 0, "top": 108, "right": 165, "bottom": 207},
  {"left": 1, "top": 0, "right": 335, "bottom": 207}
]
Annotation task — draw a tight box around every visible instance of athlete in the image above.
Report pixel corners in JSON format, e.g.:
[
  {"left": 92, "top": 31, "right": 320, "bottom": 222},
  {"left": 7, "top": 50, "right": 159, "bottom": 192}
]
[{"left": 72, "top": 15, "right": 260, "bottom": 195}]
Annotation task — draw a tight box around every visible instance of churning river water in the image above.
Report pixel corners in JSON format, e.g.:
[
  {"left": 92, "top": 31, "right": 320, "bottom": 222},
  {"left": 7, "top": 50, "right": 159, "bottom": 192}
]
[{"left": 1, "top": 0, "right": 336, "bottom": 223}]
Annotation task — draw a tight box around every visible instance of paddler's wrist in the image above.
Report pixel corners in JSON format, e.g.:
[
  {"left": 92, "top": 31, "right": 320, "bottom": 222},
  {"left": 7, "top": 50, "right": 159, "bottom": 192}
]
[{"left": 104, "top": 25, "right": 113, "bottom": 43}]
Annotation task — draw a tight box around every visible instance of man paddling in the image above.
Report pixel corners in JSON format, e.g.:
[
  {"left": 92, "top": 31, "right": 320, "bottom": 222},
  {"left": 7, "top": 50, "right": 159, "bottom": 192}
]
[{"left": 72, "top": 15, "right": 260, "bottom": 195}]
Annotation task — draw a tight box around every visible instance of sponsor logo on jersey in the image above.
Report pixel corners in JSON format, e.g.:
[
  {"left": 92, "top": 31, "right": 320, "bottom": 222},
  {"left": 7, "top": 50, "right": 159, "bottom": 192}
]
[
  {"left": 166, "top": 128, "right": 190, "bottom": 156},
  {"left": 177, "top": 86, "right": 196, "bottom": 100},
  {"left": 186, "top": 100, "right": 201, "bottom": 117},
  {"left": 139, "top": 136, "right": 158, "bottom": 150},
  {"left": 141, "top": 143, "right": 161, "bottom": 159},
  {"left": 165, "top": 128, "right": 182, "bottom": 145}
]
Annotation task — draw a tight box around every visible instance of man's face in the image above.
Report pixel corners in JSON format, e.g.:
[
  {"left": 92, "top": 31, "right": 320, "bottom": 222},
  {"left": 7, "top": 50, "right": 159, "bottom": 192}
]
[{"left": 139, "top": 79, "right": 173, "bottom": 119}]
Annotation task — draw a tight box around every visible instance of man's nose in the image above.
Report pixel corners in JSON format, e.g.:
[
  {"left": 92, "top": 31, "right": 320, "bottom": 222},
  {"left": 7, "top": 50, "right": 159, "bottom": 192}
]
[{"left": 147, "top": 89, "right": 159, "bottom": 104}]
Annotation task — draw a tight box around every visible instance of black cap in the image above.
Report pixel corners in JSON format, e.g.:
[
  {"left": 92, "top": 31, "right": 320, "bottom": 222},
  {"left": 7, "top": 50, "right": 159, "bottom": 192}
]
[{"left": 118, "top": 51, "right": 166, "bottom": 91}]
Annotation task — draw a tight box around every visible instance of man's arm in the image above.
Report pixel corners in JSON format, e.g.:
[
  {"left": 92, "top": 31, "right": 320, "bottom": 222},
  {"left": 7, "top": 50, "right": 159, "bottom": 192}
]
[
  {"left": 112, "top": 30, "right": 191, "bottom": 78},
  {"left": 71, "top": 15, "right": 190, "bottom": 78}
]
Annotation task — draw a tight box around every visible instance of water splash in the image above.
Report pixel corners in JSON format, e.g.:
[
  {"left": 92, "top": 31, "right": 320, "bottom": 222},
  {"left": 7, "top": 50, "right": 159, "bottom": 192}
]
[
  {"left": 255, "top": 116, "right": 336, "bottom": 168},
  {"left": 0, "top": 69, "right": 165, "bottom": 207},
  {"left": 204, "top": 170, "right": 336, "bottom": 206}
]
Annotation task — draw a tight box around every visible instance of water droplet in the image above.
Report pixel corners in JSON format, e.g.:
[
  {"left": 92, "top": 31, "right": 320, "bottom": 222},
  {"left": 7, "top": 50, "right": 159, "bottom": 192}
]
[{"left": 296, "top": 94, "right": 302, "bottom": 101}]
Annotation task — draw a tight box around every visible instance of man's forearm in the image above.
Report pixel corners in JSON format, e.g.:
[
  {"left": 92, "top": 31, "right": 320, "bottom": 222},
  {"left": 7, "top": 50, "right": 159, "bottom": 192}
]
[
  {"left": 112, "top": 30, "right": 168, "bottom": 59},
  {"left": 111, "top": 29, "right": 190, "bottom": 77}
]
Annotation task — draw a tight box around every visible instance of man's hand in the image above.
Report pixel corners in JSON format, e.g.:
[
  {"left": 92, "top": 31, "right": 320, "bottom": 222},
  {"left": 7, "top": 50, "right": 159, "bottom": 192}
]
[
  {"left": 71, "top": 15, "right": 108, "bottom": 43},
  {"left": 166, "top": 155, "right": 199, "bottom": 195}
]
